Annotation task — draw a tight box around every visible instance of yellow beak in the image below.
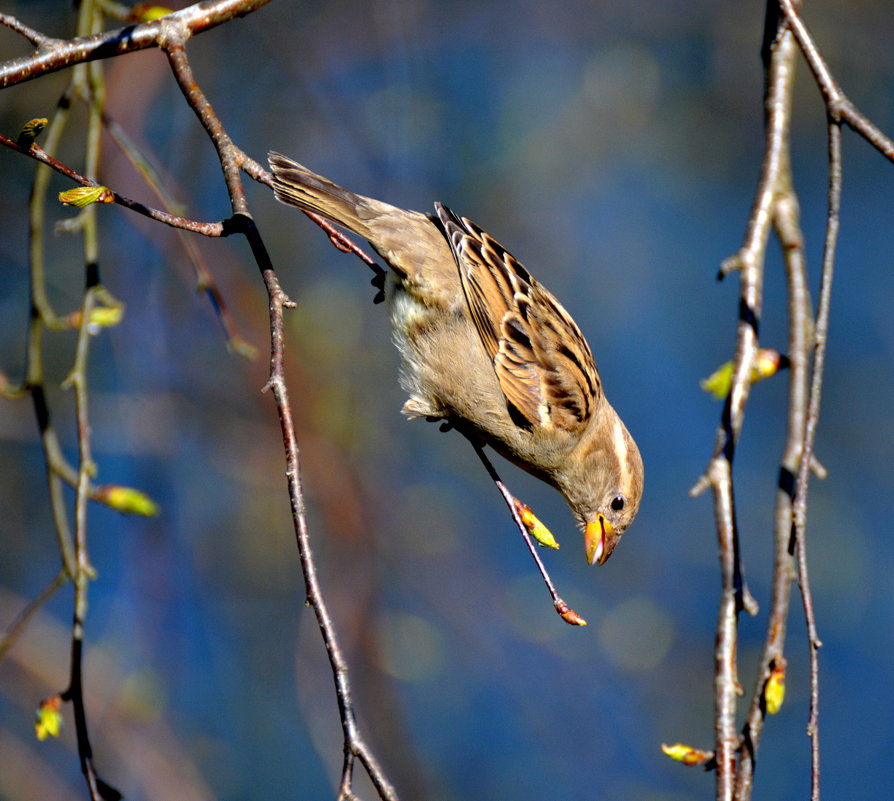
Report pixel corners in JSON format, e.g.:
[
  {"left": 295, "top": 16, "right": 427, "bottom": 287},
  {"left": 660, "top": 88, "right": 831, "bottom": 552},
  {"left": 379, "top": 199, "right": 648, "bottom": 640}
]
[{"left": 585, "top": 515, "right": 615, "bottom": 565}]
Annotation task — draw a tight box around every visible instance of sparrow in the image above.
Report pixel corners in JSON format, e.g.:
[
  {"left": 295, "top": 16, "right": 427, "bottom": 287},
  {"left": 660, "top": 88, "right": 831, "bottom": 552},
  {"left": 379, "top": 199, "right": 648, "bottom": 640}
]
[{"left": 268, "top": 152, "right": 643, "bottom": 564}]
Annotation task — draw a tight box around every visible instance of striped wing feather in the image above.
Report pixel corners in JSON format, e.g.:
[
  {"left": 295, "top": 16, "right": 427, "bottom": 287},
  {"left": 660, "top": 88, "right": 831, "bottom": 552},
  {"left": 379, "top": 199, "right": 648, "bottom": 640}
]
[{"left": 436, "top": 204, "right": 601, "bottom": 433}]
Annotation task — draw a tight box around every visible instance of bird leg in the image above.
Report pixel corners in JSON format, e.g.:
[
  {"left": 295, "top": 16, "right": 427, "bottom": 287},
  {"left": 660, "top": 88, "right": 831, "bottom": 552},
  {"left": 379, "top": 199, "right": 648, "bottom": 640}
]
[{"left": 466, "top": 437, "right": 587, "bottom": 626}]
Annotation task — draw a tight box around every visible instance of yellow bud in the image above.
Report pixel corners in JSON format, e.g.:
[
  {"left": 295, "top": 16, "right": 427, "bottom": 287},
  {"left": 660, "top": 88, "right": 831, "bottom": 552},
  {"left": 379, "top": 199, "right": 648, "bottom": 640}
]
[
  {"left": 66, "top": 304, "right": 126, "bottom": 332},
  {"left": 513, "top": 500, "right": 559, "bottom": 549},
  {"left": 765, "top": 661, "right": 786, "bottom": 715},
  {"left": 700, "top": 349, "right": 787, "bottom": 399},
  {"left": 661, "top": 742, "right": 712, "bottom": 766},
  {"left": 556, "top": 602, "right": 587, "bottom": 626},
  {"left": 17, "top": 118, "right": 48, "bottom": 148},
  {"left": 132, "top": 4, "right": 174, "bottom": 21},
  {"left": 35, "top": 696, "right": 63, "bottom": 741},
  {"left": 89, "top": 305, "right": 125, "bottom": 329},
  {"left": 58, "top": 186, "right": 115, "bottom": 208},
  {"left": 96, "top": 485, "right": 160, "bottom": 517},
  {"left": 754, "top": 349, "right": 785, "bottom": 381}
]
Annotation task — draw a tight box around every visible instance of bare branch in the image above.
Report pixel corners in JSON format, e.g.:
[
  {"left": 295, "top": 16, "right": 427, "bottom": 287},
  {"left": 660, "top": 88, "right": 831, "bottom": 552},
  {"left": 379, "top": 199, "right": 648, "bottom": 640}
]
[
  {"left": 251, "top": 231, "right": 398, "bottom": 801},
  {"left": 778, "top": 0, "right": 894, "bottom": 162},
  {"left": 695, "top": 5, "right": 799, "bottom": 798},
  {"left": 0, "top": 569, "right": 68, "bottom": 664},
  {"left": 0, "top": 12, "right": 63, "bottom": 48},
  {"left": 731, "top": 10, "right": 807, "bottom": 797},
  {"left": 791, "top": 117, "right": 841, "bottom": 801},
  {"left": 0, "top": 0, "right": 272, "bottom": 89}
]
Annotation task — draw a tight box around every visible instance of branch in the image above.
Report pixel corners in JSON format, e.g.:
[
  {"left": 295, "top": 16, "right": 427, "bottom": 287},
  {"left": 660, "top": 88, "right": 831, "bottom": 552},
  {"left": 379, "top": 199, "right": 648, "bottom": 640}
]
[
  {"left": 0, "top": 0, "right": 273, "bottom": 89},
  {"left": 732, "top": 9, "right": 806, "bottom": 798},
  {"left": 778, "top": 0, "right": 894, "bottom": 162},
  {"left": 244, "top": 219, "right": 397, "bottom": 801},
  {"left": 0, "top": 133, "right": 229, "bottom": 235},
  {"left": 692, "top": 4, "right": 798, "bottom": 798},
  {"left": 0, "top": 11, "right": 63, "bottom": 48},
  {"left": 790, "top": 117, "right": 840, "bottom": 801},
  {"left": 0, "top": 569, "right": 68, "bottom": 664},
  {"left": 468, "top": 439, "right": 587, "bottom": 626},
  {"left": 154, "top": 29, "right": 398, "bottom": 799}
]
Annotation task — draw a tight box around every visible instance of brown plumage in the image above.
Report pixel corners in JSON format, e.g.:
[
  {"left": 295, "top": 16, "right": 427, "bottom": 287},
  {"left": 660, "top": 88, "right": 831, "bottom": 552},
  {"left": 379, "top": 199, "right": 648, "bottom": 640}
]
[{"left": 268, "top": 152, "right": 643, "bottom": 563}]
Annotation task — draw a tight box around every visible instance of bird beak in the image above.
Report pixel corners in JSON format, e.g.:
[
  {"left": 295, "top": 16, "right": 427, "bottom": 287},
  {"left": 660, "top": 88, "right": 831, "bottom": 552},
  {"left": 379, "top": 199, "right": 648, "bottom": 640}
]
[{"left": 585, "top": 515, "right": 615, "bottom": 565}]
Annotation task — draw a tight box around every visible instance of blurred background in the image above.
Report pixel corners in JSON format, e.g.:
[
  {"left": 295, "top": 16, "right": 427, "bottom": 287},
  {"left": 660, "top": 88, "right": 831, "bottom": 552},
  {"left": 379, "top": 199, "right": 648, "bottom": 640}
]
[{"left": 1, "top": 1, "right": 893, "bottom": 800}]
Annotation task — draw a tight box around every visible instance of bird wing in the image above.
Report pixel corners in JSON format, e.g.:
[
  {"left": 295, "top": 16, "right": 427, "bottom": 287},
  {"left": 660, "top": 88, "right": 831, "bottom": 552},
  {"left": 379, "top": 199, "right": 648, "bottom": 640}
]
[{"left": 435, "top": 203, "right": 601, "bottom": 433}]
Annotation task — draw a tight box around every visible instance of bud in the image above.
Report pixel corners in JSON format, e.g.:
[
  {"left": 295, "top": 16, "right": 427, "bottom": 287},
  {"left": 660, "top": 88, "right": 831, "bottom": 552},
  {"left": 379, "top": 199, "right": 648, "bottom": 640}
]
[
  {"left": 513, "top": 499, "right": 559, "bottom": 549},
  {"left": 35, "top": 695, "right": 63, "bottom": 741},
  {"left": 700, "top": 349, "right": 788, "bottom": 399},
  {"left": 555, "top": 601, "right": 587, "bottom": 627},
  {"left": 661, "top": 742, "right": 713, "bottom": 766},
  {"left": 66, "top": 304, "right": 125, "bottom": 332},
  {"left": 17, "top": 118, "right": 48, "bottom": 148},
  {"left": 131, "top": 4, "right": 174, "bottom": 21},
  {"left": 58, "top": 186, "right": 115, "bottom": 208},
  {"left": 765, "top": 660, "right": 786, "bottom": 715},
  {"left": 95, "top": 485, "right": 160, "bottom": 517}
]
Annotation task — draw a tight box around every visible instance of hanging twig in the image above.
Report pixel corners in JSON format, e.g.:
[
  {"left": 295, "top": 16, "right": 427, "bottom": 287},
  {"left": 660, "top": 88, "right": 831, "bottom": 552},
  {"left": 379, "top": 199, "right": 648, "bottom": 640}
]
[
  {"left": 242, "top": 217, "right": 398, "bottom": 801},
  {"left": 791, "top": 116, "right": 840, "bottom": 801},
  {"left": 159, "top": 26, "right": 398, "bottom": 799},
  {"left": 468, "top": 440, "right": 587, "bottom": 626},
  {"left": 731, "top": 7, "right": 807, "bottom": 798}
]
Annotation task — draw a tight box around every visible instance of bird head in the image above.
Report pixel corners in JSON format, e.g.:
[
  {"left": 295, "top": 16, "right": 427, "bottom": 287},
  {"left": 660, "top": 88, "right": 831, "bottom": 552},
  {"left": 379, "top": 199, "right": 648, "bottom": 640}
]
[{"left": 559, "top": 412, "right": 643, "bottom": 565}]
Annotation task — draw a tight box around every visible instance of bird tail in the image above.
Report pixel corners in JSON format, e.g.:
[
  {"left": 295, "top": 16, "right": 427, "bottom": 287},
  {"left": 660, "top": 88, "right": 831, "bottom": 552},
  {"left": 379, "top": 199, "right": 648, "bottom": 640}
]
[{"left": 268, "top": 151, "right": 377, "bottom": 240}]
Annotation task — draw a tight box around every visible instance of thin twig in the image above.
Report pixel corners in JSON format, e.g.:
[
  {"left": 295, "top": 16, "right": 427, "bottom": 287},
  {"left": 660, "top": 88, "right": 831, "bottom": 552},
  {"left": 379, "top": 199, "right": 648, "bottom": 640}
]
[
  {"left": 26, "top": 90, "right": 79, "bottom": 577},
  {"left": 245, "top": 219, "right": 397, "bottom": 800},
  {"left": 0, "top": 0, "right": 273, "bottom": 89},
  {"left": 57, "top": 6, "right": 116, "bottom": 794},
  {"left": 0, "top": 12, "right": 63, "bottom": 48},
  {"left": 469, "top": 440, "right": 587, "bottom": 626},
  {"left": 63, "top": 284, "right": 105, "bottom": 801},
  {"left": 791, "top": 117, "right": 840, "bottom": 801},
  {"left": 732, "top": 8, "right": 806, "bottom": 798},
  {"left": 98, "top": 107, "right": 257, "bottom": 357},
  {"left": 161, "top": 26, "right": 399, "bottom": 795},
  {"left": 0, "top": 134, "right": 229, "bottom": 235},
  {"left": 0, "top": 569, "right": 69, "bottom": 664},
  {"left": 692, "top": 3, "right": 803, "bottom": 796},
  {"left": 777, "top": 0, "right": 894, "bottom": 163}
]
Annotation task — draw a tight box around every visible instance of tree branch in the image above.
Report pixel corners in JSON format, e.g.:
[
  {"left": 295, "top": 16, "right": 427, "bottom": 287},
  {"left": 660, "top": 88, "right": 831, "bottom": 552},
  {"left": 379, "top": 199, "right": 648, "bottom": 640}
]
[
  {"left": 0, "top": 0, "right": 272, "bottom": 89},
  {"left": 778, "top": 0, "right": 894, "bottom": 162}
]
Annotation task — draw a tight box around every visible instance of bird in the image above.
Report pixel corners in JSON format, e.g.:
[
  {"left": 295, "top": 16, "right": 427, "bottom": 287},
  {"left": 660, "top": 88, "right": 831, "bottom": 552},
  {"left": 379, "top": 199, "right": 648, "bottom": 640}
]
[{"left": 268, "top": 152, "right": 643, "bottom": 565}]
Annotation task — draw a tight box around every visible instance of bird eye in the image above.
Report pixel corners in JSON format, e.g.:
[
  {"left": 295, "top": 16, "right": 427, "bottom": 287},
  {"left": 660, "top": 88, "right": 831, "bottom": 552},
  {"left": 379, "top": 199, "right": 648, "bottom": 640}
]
[{"left": 610, "top": 495, "right": 625, "bottom": 512}]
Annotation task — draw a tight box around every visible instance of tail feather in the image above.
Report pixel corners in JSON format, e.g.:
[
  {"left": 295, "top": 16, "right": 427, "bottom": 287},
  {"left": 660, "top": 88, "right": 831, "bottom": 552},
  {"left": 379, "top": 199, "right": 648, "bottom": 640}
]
[{"left": 268, "top": 151, "right": 374, "bottom": 239}]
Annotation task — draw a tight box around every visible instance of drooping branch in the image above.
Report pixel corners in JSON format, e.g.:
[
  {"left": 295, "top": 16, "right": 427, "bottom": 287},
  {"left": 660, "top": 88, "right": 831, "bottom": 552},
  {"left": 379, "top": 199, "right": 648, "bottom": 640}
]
[
  {"left": 686, "top": 3, "right": 894, "bottom": 800},
  {"left": 731, "top": 8, "right": 806, "bottom": 798},
  {"left": 791, "top": 117, "right": 841, "bottom": 801},
  {"left": 2, "top": 4, "right": 399, "bottom": 799},
  {"left": 689, "top": 3, "right": 802, "bottom": 792},
  {"left": 240, "top": 216, "right": 398, "bottom": 801}
]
